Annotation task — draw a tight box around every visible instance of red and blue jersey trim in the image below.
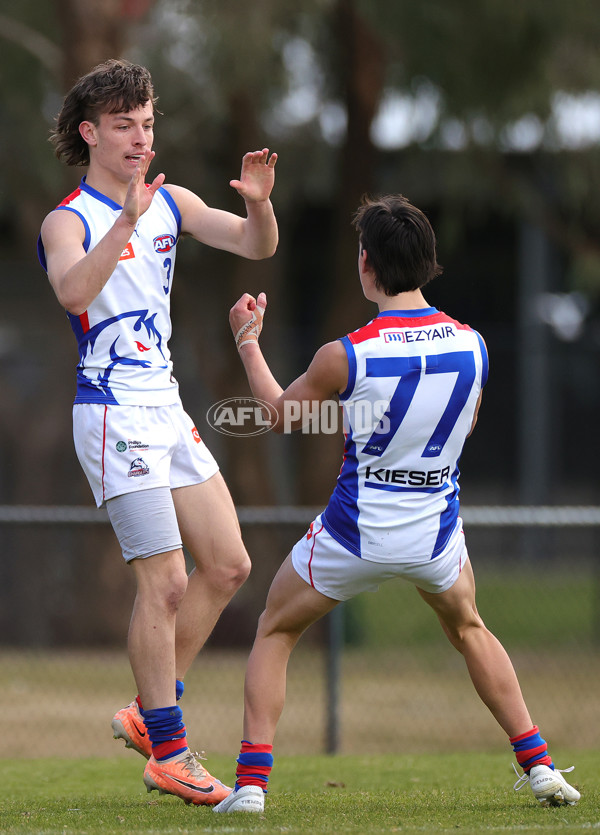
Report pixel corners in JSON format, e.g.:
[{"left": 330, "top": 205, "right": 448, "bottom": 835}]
[
  {"left": 338, "top": 309, "right": 488, "bottom": 399},
  {"left": 37, "top": 177, "right": 182, "bottom": 271},
  {"left": 347, "top": 308, "right": 472, "bottom": 346}
]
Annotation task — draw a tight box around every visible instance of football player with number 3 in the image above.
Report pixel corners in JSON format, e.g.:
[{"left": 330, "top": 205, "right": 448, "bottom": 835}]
[
  {"left": 38, "top": 59, "right": 277, "bottom": 805},
  {"left": 215, "top": 194, "right": 580, "bottom": 813}
]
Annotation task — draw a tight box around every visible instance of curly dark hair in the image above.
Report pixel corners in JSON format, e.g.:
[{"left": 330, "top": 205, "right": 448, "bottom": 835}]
[
  {"left": 50, "top": 59, "right": 159, "bottom": 167},
  {"left": 353, "top": 194, "right": 443, "bottom": 295}
]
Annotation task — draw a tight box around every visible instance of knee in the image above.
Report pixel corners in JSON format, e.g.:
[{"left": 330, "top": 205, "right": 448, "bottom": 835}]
[
  {"left": 208, "top": 552, "right": 251, "bottom": 598},
  {"left": 255, "top": 608, "right": 270, "bottom": 638},
  {"left": 235, "top": 554, "right": 252, "bottom": 588},
  {"left": 444, "top": 615, "right": 486, "bottom": 651},
  {"left": 254, "top": 609, "right": 303, "bottom": 652},
  {"left": 136, "top": 558, "right": 189, "bottom": 614},
  {"left": 163, "top": 568, "right": 189, "bottom": 612}
]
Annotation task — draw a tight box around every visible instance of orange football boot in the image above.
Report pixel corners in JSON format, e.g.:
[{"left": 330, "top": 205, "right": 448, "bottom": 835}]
[
  {"left": 143, "top": 750, "right": 232, "bottom": 806},
  {"left": 111, "top": 700, "right": 152, "bottom": 759}
]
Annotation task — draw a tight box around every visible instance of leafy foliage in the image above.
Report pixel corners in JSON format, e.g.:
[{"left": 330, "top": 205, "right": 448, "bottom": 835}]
[{"left": 1, "top": 0, "right": 600, "bottom": 512}]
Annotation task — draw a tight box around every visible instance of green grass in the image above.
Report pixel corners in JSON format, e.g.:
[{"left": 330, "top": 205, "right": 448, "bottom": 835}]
[{"left": 0, "top": 752, "right": 598, "bottom": 834}]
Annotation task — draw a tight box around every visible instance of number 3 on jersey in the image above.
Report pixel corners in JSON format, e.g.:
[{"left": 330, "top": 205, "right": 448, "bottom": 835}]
[
  {"left": 363, "top": 350, "right": 476, "bottom": 458},
  {"left": 163, "top": 257, "right": 172, "bottom": 294}
]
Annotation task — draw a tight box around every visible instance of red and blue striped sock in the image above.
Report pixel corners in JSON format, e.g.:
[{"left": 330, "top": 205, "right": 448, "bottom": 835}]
[
  {"left": 510, "top": 725, "right": 553, "bottom": 773},
  {"left": 141, "top": 705, "right": 188, "bottom": 761},
  {"left": 235, "top": 740, "right": 273, "bottom": 792}
]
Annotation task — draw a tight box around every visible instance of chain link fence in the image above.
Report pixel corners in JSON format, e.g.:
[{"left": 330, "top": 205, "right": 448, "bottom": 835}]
[{"left": 1, "top": 505, "right": 598, "bottom": 759}]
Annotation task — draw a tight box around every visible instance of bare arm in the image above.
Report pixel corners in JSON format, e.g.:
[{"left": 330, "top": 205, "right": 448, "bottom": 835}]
[
  {"left": 229, "top": 292, "right": 348, "bottom": 433},
  {"left": 166, "top": 149, "right": 278, "bottom": 260},
  {"left": 41, "top": 150, "right": 165, "bottom": 315}
]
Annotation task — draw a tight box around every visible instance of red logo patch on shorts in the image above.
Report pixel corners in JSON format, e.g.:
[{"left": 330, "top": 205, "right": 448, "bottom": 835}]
[{"left": 191, "top": 426, "right": 201, "bottom": 444}]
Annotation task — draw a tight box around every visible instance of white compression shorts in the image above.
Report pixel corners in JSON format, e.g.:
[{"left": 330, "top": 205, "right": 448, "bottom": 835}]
[
  {"left": 291, "top": 514, "right": 467, "bottom": 601},
  {"left": 106, "top": 486, "right": 183, "bottom": 562},
  {"left": 73, "top": 401, "right": 219, "bottom": 507}
]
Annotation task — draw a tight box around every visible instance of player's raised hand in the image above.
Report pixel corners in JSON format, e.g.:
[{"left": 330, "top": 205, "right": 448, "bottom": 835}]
[
  {"left": 122, "top": 149, "right": 165, "bottom": 226},
  {"left": 230, "top": 292, "right": 267, "bottom": 349},
  {"left": 230, "top": 149, "right": 277, "bottom": 203}
]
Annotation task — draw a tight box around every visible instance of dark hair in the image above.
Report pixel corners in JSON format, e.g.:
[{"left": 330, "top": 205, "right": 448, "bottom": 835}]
[
  {"left": 50, "top": 59, "right": 158, "bottom": 166},
  {"left": 353, "top": 194, "right": 442, "bottom": 295}
]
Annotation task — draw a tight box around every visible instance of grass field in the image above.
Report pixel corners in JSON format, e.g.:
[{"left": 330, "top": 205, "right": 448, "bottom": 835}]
[
  {"left": 1, "top": 563, "right": 598, "bottom": 834},
  {"left": 0, "top": 751, "right": 597, "bottom": 834}
]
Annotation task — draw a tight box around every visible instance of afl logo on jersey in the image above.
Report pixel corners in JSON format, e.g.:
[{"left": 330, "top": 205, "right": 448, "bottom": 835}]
[{"left": 153, "top": 234, "right": 176, "bottom": 253}]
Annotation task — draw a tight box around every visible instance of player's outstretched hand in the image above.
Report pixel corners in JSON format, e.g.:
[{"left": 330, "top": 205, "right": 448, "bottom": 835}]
[
  {"left": 230, "top": 292, "right": 267, "bottom": 350},
  {"left": 122, "top": 149, "right": 165, "bottom": 226},
  {"left": 230, "top": 149, "right": 277, "bottom": 203}
]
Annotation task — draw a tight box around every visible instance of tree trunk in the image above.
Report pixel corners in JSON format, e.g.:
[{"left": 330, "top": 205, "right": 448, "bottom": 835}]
[
  {"left": 54, "top": 0, "right": 125, "bottom": 88},
  {"left": 297, "top": 0, "right": 386, "bottom": 505}
]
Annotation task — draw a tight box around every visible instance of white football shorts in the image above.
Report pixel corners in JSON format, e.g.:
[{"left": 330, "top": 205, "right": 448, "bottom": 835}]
[
  {"left": 73, "top": 401, "right": 219, "bottom": 507},
  {"left": 291, "top": 514, "right": 467, "bottom": 601}
]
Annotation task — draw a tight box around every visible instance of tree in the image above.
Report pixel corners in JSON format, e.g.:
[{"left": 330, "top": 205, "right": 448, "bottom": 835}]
[
  {"left": 0, "top": 0, "right": 158, "bottom": 647},
  {"left": 4, "top": 0, "right": 600, "bottom": 509},
  {"left": 1, "top": 0, "right": 600, "bottom": 646}
]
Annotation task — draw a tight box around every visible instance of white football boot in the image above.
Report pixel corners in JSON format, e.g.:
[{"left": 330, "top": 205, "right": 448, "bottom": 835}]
[
  {"left": 213, "top": 784, "right": 265, "bottom": 813},
  {"left": 513, "top": 763, "right": 580, "bottom": 806}
]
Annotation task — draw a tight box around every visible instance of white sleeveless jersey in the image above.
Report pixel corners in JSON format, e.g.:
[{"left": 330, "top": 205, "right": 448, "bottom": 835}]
[
  {"left": 322, "top": 308, "right": 488, "bottom": 563},
  {"left": 38, "top": 177, "right": 182, "bottom": 406}
]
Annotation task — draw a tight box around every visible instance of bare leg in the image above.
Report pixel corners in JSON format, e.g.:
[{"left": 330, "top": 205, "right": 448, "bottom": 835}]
[
  {"left": 243, "top": 554, "right": 339, "bottom": 743},
  {"left": 418, "top": 558, "right": 532, "bottom": 738},
  {"left": 172, "top": 474, "right": 251, "bottom": 678},
  {"left": 129, "top": 549, "right": 188, "bottom": 710}
]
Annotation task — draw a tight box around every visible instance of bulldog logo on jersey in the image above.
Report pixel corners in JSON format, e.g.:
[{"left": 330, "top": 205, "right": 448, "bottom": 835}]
[{"left": 153, "top": 234, "right": 176, "bottom": 253}]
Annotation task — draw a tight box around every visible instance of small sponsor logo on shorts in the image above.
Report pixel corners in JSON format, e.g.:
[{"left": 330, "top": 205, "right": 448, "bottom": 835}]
[
  {"left": 191, "top": 426, "right": 201, "bottom": 444},
  {"left": 128, "top": 439, "right": 149, "bottom": 452},
  {"left": 116, "top": 441, "right": 127, "bottom": 453},
  {"left": 206, "top": 397, "right": 278, "bottom": 437},
  {"left": 128, "top": 457, "right": 150, "bottom": 478}
]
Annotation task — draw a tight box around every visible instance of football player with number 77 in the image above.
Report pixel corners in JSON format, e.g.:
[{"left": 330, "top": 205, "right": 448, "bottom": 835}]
[{"left": 215, "top": 193, "right": 580, "bottom": 813}]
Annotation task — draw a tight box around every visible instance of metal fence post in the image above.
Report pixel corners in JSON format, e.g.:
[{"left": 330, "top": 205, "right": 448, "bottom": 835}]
[{"left": 325, "top": 603, "right": 344, "bottom": 754}]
